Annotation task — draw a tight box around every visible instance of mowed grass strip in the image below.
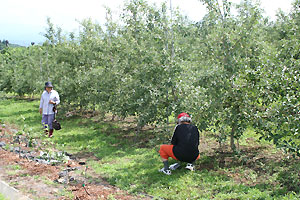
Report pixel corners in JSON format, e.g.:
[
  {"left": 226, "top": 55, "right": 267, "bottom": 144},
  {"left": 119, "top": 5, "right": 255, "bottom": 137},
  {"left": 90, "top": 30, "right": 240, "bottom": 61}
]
[{"left": 0, "top": 98, "right": 299, "bottom": 200}]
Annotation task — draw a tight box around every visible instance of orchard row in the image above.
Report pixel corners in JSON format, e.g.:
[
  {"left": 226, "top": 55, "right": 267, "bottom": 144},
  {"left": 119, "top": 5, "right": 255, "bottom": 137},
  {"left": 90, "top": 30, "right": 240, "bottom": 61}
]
[{"left": 1, "top": 0, "right": 300, "bottom": 153}]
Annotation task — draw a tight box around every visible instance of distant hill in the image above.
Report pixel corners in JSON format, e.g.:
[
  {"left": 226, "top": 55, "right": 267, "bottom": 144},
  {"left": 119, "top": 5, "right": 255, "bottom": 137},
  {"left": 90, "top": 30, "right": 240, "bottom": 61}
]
[{"left": 0, "top": 40, "right": 23, "bottom": 50}]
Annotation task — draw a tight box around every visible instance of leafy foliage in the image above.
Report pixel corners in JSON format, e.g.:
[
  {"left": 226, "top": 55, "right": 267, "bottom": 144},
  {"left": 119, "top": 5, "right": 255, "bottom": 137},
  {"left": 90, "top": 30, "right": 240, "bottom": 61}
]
[
  {"left": 277, "top": 162, "right": 300, "bottom": 193},
  {"left": 182, "top": 0, "right": 267, "bottom": 150},
  {"left": 0, "top": 0, "right": 300, "bottom": 154},
  {"left": 252, "top": 0, "right": 300, "bottom": 154}
]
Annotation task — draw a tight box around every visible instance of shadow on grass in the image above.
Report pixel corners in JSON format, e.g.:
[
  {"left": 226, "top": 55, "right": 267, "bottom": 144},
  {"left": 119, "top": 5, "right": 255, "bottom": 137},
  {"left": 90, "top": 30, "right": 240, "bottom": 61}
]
[
  {"left": 52, "top": 116, "right": 140, "bottom": 161},
  {"left": 198, "top": 144, "right": 282, "bottom": 171}
]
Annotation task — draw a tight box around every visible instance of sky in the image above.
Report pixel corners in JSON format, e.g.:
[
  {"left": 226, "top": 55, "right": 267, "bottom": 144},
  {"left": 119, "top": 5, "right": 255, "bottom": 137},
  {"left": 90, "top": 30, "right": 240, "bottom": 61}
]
[{"left": 0, "top": 0, "right": 294, "bottom": 46}]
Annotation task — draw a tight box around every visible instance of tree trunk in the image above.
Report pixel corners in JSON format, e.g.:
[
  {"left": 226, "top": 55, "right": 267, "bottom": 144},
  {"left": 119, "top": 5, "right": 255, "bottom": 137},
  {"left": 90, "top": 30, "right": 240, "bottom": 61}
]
[
  {"left": 111, "top": 114, "right": 115, "bottom": 121},
  {"left": 134, "top": 123, "right": 142, "bottom": 143},
  {"left": 230, "top": 126, "right": 236, "bottom": 152}
]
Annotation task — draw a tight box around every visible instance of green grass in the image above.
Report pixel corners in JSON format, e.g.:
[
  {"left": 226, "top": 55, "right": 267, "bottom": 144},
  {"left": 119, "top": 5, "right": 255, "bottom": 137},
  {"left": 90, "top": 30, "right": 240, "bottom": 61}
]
[
  {"left": 1, "top": 98, "right": 300, "bottom": 200},
  {"left": 57, "top": 188, "right": 74, "bottom": 199},
  {"left": 5, "top": 164, "right": 22, "bottom": 170},
  {"left": 4, "top": 164, "right": 23, "bottom": 176},
  {"left": 0, "top": 193, "right": 8, "bottom": 200}
]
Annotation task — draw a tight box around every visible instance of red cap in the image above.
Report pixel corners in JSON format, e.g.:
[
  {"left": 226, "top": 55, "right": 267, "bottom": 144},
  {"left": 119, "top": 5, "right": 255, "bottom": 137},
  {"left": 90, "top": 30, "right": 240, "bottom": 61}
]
[{"left": 177, "top": 112, "right": 190, "bottom": 119}]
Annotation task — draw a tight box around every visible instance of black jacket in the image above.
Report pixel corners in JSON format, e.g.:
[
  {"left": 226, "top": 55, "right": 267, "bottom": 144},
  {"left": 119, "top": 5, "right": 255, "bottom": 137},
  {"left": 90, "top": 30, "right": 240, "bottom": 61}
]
[{"left": 171, "top": 124, "right": 199, "bottom": 163}]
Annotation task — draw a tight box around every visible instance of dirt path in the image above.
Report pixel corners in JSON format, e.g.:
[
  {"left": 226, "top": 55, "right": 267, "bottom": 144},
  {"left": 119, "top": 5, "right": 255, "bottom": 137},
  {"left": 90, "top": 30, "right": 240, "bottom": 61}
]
[{"left": 0, "top": 125, "right": 151, "bottom": 200}]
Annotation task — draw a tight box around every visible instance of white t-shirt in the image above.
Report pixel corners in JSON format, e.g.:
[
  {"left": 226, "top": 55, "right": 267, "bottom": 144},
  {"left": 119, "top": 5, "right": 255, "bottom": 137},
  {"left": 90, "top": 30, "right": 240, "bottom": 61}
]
[{"left": 39, "top": 90, "right": 60, "bottom": 115}]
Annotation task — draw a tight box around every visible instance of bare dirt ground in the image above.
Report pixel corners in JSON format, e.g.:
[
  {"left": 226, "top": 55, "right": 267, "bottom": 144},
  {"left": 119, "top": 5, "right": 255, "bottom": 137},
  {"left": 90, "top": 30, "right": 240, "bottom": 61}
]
[{"left": 0, "top": 125, "right": 151, "bottom": 200}]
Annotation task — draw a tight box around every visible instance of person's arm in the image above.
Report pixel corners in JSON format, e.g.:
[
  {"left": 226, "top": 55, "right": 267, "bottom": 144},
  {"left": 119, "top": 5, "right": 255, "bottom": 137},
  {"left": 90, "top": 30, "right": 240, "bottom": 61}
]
[
  {"left": 54, "top": 91, "right": 60, "bottom": 105},
  {"left": 171, "top": 125, "right": 179, "bottom": 145},
  {"left": 39, "top": 94, "right": 43, "bottom": 115},
  {"left": 49, "top": 91, "right": 60, "bottom": 105},
  {"left": 196, "top": 127, "right": 200, "bottom": 147}
]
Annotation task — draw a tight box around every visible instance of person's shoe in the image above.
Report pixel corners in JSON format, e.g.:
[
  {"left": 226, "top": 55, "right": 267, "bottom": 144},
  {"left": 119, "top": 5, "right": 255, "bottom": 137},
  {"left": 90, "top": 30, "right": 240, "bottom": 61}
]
[
  {"left": 159, "top": 168, "right": 171, "bottom": 175},
  {"left": 44, "top": 129, "right": 49, "bottom": 135},
  {"left": 169, "top": 163, "right": 180, "bottom": 170},
  {"left": 48, "top": 129, "right": 54, "bottom": 138},
  {"left": 185, "top": 163, "right": 194, "bottom": 171}
]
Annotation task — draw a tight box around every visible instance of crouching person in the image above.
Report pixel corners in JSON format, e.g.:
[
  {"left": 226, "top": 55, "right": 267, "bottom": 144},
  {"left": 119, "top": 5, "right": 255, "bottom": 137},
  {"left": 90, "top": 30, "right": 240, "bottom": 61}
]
[{"left": 159, "top": 112, "right": 200, "bottom": 175}]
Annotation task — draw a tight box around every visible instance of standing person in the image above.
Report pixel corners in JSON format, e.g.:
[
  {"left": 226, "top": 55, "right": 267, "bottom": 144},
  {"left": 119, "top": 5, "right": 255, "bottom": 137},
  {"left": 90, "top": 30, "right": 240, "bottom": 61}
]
[
  {"left": 158, "top": 112, "right": 200, "bottom": 175},
  {"left": 39, "top": 81, "right": 60, "bottom": 138}
]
